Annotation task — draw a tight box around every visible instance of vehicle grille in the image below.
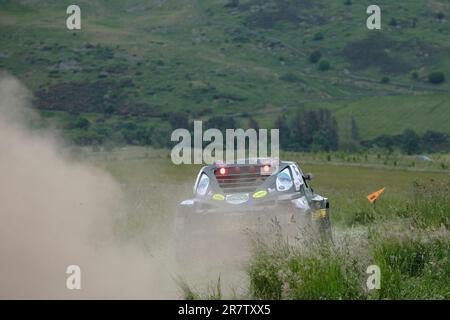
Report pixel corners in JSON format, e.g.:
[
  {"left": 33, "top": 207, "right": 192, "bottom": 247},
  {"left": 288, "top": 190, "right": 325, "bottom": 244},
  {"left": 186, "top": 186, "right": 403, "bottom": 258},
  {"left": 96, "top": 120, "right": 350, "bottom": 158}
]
[{"left": 214, "top": 165, "right": 269, "bottom": 193}]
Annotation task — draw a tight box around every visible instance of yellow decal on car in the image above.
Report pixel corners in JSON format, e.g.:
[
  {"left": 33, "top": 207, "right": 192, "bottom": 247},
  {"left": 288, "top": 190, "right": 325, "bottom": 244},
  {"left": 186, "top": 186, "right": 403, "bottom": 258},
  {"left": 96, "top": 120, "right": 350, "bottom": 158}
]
[
  {"left": 312, "top": 209, "right": 327, "bottom": 220},
  {"left": 253, "top": 190, "right": 268, "bottom": 199},
  {"left": 213, "top": 194, "right": 225, "bottom": 201}
]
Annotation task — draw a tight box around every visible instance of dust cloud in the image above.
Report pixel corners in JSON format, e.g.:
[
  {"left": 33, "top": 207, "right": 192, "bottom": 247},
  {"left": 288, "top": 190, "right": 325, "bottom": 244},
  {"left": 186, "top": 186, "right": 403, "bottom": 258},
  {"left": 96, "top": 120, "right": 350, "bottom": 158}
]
[{"left": 0, "top": 74, "right": 177, "bottom": 299}]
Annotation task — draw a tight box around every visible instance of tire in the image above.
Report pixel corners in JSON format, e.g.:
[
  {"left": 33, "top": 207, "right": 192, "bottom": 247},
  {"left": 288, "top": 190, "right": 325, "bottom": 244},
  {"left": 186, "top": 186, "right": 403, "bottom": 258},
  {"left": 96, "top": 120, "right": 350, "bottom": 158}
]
[{"left": 317, "top": 206, "right": 333, "bottom": 243}]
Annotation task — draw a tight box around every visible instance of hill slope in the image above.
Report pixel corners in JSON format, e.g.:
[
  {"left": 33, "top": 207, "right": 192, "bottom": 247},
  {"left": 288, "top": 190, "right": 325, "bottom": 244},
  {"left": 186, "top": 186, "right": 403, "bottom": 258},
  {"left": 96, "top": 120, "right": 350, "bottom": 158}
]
[{"left": 1, "top": 0, "right": 450, "bottom": 143}]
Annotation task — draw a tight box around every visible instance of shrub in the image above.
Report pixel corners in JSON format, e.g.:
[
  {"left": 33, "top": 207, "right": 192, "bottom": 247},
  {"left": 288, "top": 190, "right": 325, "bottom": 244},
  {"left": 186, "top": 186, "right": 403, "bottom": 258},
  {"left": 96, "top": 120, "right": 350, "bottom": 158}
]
[
  {"left": 428, "top": 72, "right": 445, "bottom": 84},
  {"left": 318, "top": 60, "right": 331, "bottom": 71},
  {"left": 224, "top": 0, "right": 239, "bottom": 8},
  {"left": 389, "top": 18, "right": 398, "bottom": 27},
  {"left": 381, "top": 76, "right": 390, "bottom": 84},
  {"left": 313, "top": 32, "right": 324, "bottom": 41},
  {"left": 168, "top": 111, "right": 189, "bottom": 129},
  {"left": 309, "top": 50, "right": 322, "bottom": 64},
  {"left": 279, "top": 73, "right": 300, "bottom": 82},
  {"left": 72, "top": 117, "right": 91, "bottom": 129}
]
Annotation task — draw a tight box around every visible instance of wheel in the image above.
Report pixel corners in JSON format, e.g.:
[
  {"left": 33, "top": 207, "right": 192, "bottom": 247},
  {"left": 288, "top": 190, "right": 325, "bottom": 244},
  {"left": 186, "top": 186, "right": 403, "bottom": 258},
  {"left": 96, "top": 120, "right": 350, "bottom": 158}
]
[{"left": 317, "top": 206, "right": 333, "bottom": 243}]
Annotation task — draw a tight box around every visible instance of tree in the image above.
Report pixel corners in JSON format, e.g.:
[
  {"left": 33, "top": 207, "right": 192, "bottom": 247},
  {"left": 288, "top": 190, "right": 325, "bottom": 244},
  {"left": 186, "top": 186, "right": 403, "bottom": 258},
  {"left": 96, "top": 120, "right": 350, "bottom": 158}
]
[
  {"left": 302, "top": 110, "right": 318, "bottom": 148},
  {"left": 350, "top": 116, "right": 359, "bottom": 142},
  {"left": 151, "top": 127, "right": 171, "bottom": 148},
  {"left": 321, "top": 110, "right": 339, "bottom": 151},
  {"left": 290, "top": 110, "right": 306, "bottom": 150},
  {"left": 274, "top": 115, "right": 290, "bottom": 150},
  {"left": 310, "top": 109, "right": 338, "bottom": 151},
  {"left": 205, "top": 116, "right": 237, "bottom": 132},
  {"left": 247, "top": 117, "right": 259, "bottom": 131},
  {"left": 311, "top": 130, "right": 331, "bottom": 152},
  {"left": 168, "top": 111, "right": 189, "bottom": 129},
  {"left": 135, "top": 127, "right": 152, "bottom": 145},
  {"left": 289, "top": 109, "right": 338, "bottom": 152},
  {"left": 401, "top": 129, "right": 420, "bottom": 155},
  {"left": 368, "top": 134, "right": 394, "bottom": 152},
  {"left": 421, "top": 130, "right": 449, "bottom": 153}
]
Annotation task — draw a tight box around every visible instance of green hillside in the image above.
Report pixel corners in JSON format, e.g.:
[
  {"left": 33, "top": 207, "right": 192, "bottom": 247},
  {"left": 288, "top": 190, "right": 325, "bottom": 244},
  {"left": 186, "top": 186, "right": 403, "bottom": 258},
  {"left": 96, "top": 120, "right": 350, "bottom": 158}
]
[{"left": 1, "top": 0, "right": 450, "bottom": 145}]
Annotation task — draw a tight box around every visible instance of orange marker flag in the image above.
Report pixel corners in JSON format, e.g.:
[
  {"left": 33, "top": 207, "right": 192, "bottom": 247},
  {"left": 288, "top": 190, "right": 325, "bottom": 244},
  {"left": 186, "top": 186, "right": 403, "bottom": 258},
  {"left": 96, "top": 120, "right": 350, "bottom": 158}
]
[{"left": 367, "top": 188, "right": 385, "bottom": 203}]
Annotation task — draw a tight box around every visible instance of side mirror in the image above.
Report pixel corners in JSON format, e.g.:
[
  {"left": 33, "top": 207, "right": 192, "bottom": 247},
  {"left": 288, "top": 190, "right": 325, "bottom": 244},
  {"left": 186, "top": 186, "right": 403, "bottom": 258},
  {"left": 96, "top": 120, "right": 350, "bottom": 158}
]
[{"left": 304, "top": 173, "right": 313, "bottom": 181}]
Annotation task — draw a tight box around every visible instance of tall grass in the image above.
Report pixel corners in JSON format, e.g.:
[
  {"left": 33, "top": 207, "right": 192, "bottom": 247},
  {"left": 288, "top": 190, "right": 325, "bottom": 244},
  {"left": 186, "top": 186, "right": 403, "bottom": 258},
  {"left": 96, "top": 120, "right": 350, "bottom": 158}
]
[
  {"left": 337, "top": 179, "right": 450, "bottom": 229},
  {"left": 246, "top": 178, "right": 450, "bottom": 300},
  {"left": 180, "top": 178, "right": 450, "bottom": 300},
  {"left": 177, "top": 276, "right": 223, "bottom": 300},
  {"left": 373, "top": 232, "right": 450, "bottom": 299},
  {"left": 248, "top": 237, "right": 367, "bottom": 300},
  {"left": 397, "top": 179, "right": 450, "bottom": 229}
]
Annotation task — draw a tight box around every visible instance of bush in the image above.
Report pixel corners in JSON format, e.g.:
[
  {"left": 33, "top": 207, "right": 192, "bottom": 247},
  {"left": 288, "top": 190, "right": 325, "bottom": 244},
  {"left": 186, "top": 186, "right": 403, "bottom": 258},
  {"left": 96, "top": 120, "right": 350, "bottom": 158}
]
[
  {"left": 308, "top": 50, "right": 322, "bottom": 64},
  {"left": 389, "top": 18, "right": 398, "bottom": 27},
  {"left": 71, "top": 117, "right": 91, "bottom": 129},
  {"left": 381, "top": 76, "right": 390, "bottom": 84},
  {"left": 224, "top": 0, "right": 239, "bottom": 8},
  {"left": 318, "top": 60, "right": 331, "bottom": 71},
  {"left": 168, "top": 111, "right": 189, "bottom": 129},
  {"left": 428, "top": 72, "right": 445, "bottom": 84},
  {"left": 313, "top": 32, "right": 324, "bottom": 41},
  {"left": 280, "top": 73, "right": 300, "bottom": 82}
]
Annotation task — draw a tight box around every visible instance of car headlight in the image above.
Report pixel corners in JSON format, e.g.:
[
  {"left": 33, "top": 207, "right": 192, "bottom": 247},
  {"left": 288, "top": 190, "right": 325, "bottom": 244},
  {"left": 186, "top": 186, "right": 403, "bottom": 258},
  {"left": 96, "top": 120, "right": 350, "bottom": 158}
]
[
  {"left": 276, "top": 168, "right": 293, "bottom": 191},
  {"left": 196, "top": 174, "right": 210, "bottom": 196}
]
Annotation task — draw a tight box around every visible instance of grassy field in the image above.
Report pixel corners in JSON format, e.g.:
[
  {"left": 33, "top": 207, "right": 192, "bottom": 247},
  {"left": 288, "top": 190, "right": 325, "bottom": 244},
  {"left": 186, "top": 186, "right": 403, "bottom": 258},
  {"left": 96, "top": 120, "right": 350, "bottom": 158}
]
[{"left": 76, "top": 146, "right": 449, "bottom": 299}]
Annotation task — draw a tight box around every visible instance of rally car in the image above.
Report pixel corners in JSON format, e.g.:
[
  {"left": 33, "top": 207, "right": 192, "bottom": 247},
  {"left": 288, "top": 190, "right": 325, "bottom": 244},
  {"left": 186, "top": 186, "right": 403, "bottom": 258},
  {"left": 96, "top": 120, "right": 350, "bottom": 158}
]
[{"left": 174, "top": 159, "right": 331, "bottom": 261}]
